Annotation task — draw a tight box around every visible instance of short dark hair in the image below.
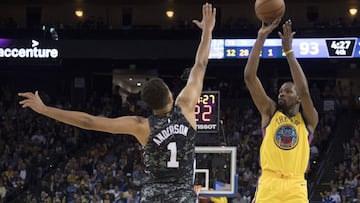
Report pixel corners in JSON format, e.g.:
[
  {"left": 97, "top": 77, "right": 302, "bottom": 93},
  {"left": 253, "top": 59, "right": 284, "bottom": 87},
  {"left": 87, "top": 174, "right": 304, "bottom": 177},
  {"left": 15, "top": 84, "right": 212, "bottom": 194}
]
[{"left": 141, "top": 78, "right": 170, "bottom": 110}]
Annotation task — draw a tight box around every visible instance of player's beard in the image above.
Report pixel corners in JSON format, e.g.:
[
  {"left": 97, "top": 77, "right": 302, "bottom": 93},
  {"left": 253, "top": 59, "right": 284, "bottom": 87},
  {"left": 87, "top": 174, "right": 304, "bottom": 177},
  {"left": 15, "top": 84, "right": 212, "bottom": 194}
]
[{"left": 276, "top": 100, "right": 288, "bottom": 112}]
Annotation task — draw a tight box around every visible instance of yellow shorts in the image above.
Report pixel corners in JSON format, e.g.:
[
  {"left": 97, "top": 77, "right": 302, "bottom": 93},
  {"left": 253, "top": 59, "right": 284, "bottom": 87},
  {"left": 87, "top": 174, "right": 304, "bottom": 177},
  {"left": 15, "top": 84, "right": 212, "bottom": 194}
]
[{"left": 255, "top": 170, "right": 308, "bottom": 203}]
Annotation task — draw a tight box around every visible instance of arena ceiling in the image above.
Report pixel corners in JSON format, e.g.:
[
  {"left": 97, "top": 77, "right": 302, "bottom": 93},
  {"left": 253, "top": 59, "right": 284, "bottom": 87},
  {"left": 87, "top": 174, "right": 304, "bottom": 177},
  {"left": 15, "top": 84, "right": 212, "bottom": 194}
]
[{"left": 0, "top": 0, "right": 341, "bottom": 4}]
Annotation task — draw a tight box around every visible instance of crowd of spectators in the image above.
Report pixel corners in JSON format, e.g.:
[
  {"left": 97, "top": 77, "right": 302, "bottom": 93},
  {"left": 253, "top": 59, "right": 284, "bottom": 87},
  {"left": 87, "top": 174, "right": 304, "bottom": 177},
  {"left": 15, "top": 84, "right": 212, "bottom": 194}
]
[
  {"left": 0, "top": 85, "right": 148, "bottom": 203},
  {"left": 0, "top": 77, "right": 341, "bottom": 203},
  {"left": 321, "top": 118, "right": 360, "bottom": 203}
]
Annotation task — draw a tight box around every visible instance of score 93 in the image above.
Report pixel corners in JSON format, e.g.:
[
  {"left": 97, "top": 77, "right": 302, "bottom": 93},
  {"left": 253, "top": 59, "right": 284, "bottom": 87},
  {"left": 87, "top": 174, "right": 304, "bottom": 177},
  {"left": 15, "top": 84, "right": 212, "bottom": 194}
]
[{"left": 298, "top": 41, "right": 320, "bottom": 56}]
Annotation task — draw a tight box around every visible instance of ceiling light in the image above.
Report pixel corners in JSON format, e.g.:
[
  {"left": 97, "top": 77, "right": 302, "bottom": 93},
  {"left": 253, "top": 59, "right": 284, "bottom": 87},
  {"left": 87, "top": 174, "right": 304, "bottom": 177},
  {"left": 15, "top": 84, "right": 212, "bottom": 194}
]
[
  {"left": 166, "top": 10, "right": 174, "bottom": 18},
  {"left": 349, "top": 8, "right": 358, "bottom": 16},
  {"left": 75, "top": 10, "right": 84, "bottom": 18}
]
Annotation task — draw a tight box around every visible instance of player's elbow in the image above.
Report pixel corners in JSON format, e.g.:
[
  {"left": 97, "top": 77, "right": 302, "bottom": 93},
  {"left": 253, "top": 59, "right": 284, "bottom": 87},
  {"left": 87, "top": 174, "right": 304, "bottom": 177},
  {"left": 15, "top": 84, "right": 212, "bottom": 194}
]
[
  {"left": 244, "top": 73, "right": 256, "bottom": 85},
  {"left": 195, "top": 60, "right": 208, "bottom": 68},
  {"left": 244, "top": 67, "right": 256, "bottom": 82},
  {"left": 244, "top": 74, "right": 250, "bottom": 83}
]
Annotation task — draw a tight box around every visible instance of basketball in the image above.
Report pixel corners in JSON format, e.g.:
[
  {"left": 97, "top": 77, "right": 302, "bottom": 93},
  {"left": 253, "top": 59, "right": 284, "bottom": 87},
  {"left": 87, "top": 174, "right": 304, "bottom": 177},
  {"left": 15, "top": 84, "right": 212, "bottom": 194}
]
[{"left": 255, "top": 0, "right": 285, "bottom": 23}]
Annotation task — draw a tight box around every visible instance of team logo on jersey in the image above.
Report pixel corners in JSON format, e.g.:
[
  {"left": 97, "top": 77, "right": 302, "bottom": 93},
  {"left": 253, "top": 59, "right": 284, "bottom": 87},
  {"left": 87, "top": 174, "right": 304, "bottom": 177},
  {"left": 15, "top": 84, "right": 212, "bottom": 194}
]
[{"left": 274, "top": 125, "right": 298, "bottom": 150}]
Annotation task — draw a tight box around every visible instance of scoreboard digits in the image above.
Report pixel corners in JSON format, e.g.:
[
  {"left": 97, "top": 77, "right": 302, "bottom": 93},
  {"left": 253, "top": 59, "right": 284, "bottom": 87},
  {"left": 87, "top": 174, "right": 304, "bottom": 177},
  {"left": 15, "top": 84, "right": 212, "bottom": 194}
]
[
  {"left": 210, "top": 37, "right": 360, "bottom": 59},
  {"left": 196, "top": 91, "right": 220, "bottom": 133},
  {"left": 325, "top": 39, "right": 356, "bottom": 57},
  {"left": 299, "top": 41, "right": 320, "bottom": 56}
]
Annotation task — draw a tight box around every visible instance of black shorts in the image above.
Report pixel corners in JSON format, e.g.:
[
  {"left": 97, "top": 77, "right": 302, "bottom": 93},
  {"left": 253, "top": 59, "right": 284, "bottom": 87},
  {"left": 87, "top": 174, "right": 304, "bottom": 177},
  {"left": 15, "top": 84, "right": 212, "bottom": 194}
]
[{"left": 140, "top": 183, "right": 197, "bottom": 203}]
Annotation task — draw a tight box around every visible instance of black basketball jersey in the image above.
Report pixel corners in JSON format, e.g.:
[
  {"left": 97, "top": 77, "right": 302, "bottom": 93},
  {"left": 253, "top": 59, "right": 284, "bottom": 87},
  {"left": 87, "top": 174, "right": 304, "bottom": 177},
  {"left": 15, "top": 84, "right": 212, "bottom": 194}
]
[{"left": 143, "top": 105, "right": 197, "bottom": 185}]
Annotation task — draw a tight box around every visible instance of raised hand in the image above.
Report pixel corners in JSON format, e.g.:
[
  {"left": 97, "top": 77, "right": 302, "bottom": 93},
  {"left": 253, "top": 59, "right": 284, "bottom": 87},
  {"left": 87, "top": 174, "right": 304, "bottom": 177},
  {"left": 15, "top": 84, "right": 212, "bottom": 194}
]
[
  {"left": 278, "top": 19, "right": 295, "bottom": 52},
  {"left": 258, "top": 18, "right": 281, "bottom": 38},
  {"left": 192, "top": 2, "right": 216, "bottom": 32},
  {"left": 18, "top": 91, "right": 46, "bottom": 114}
]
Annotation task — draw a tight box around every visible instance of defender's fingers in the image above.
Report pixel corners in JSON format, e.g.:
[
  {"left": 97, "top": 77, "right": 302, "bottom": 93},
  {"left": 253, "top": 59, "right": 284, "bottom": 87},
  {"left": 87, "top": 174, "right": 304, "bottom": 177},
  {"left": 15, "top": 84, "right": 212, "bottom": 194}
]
[
  {"left": 283, "top": 23, "right": 289, "bottom": 36},
  {"left": 192, "top": 20, "right": 201, "bottom": 27},
  {"left": 205, "top": 3, "right": 210, "bottom": 17},
  {"left": 278, "top": 31, "right": 284, "bottom": 38},
  {"left": 18, "top": 92, "right": 34, "bottom": 98},
  {"left": 212, "top": 7, "right": 216, "bottom": 17},
  {"left": 202, "top": 3, "right": 207, "bottom": 16}
]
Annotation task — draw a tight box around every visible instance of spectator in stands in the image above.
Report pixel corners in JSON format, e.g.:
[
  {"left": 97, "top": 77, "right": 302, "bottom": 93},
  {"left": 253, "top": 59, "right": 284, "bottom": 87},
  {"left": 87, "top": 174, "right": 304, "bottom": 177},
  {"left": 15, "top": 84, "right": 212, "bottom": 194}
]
[
  {"left": 310, "top": 144, "right": 319, "bottom": 159},
  {"left": 344, "top": 172, "right": 358, "bottom": 191},
  {"left": 39, "top": 190, "right": 52, "bottom": 203},
  {"left": 231, "top": 192, "right": 249, "bottom": 203},
  {"left": 0, "top": 179, "right": 6, "bottom": 202},
  {"left": 342, "top": 183, "right": 355, "bottom": 202},
  {"left": 329, "top": 187, "right": 341, "bottom": 203},
  {"left": 353, "top": 191, "right": 360, "bottom": 203},
  {"left": 321, "top": 190, "right": 336, "bottom": 203},
  {"left": 242, "top": 189, "right": 252, "bottom": 203}
]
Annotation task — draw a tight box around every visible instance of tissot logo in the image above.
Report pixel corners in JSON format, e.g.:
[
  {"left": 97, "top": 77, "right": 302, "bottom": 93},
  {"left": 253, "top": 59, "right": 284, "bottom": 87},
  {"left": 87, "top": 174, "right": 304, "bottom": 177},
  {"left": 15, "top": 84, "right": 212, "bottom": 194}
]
[{"left": 0, "top": 40, "right": 59, "bottom": 59}]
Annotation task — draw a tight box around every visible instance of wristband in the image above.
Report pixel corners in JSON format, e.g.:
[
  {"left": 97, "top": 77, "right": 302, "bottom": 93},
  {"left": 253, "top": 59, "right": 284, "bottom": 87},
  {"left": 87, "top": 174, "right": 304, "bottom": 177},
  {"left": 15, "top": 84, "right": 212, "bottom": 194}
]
[{"left": 284, "top": 49, "right": 293, "bottom": 56}]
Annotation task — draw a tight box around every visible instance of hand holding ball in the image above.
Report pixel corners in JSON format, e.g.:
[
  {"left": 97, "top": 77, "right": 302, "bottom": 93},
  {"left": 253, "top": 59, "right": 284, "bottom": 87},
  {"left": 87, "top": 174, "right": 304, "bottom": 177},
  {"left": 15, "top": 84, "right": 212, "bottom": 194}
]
[{"left": 255, "top": 0, "right": 285, "bottom": 24}]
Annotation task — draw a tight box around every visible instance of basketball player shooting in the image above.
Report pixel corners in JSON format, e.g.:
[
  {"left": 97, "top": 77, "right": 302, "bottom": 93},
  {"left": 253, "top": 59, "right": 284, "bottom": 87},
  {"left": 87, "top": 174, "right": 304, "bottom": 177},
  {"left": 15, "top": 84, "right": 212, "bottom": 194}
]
[
  {"left": 18, "top": 3, "right": 216, "bottom": 203},
  {"left": 244, "top": 20, "right": 319, "bottom": 203}
]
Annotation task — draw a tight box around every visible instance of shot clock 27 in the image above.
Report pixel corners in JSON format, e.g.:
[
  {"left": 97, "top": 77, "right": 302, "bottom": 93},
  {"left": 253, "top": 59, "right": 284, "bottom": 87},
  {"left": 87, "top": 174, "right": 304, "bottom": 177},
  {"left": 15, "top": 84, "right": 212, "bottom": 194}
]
[
  {"left": 209, "top": 37, "right": 360, "bottom": 59},
  {"left": 195, "top": 91, "right": 220, "bottom": 133}
]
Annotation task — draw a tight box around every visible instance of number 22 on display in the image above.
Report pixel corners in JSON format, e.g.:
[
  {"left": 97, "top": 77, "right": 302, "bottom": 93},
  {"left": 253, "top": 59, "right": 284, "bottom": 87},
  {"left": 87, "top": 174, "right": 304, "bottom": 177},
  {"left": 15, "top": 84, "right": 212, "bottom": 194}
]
[{"left": 195, "top": 104, "right": 212, "bottom": 122}]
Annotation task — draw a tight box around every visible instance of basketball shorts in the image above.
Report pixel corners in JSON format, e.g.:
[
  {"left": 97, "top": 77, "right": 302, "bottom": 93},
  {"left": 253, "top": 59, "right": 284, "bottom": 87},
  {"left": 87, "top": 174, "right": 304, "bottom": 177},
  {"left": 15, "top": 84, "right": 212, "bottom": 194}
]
[
  {"left": 140, "top": 182, "right": 197, "bottom": 203},
  {"left": 255, "top": 170, "right": 308, "bottom": 203}
]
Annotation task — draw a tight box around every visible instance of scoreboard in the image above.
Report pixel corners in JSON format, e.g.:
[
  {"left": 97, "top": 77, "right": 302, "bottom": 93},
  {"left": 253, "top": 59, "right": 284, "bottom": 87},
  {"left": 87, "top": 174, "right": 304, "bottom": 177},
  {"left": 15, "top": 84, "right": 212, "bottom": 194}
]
[
  {"left": 1, "top": 37, "right": 359, "bottom": 61},
  {"left": 209, "top": 37, "right": 360, "bottom": 59},
  {"left": 195, "top": 91, "right": 220, "bottom": 133}
]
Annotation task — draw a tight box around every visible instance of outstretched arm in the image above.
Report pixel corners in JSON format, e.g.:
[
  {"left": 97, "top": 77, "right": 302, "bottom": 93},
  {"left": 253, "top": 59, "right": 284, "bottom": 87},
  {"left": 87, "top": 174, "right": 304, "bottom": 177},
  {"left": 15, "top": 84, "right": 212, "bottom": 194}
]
[
  {"left": 176, "top": 3, "right": 216, "bottom": 121},
  {"left": 278, "top": 20, "right": 318, "bottom": 132},
  {"left": 18, "top": 91, "right": 149, "bottom": 145},
  {"left": 244, "top": 20, "right": 280, "bottom": 126}
]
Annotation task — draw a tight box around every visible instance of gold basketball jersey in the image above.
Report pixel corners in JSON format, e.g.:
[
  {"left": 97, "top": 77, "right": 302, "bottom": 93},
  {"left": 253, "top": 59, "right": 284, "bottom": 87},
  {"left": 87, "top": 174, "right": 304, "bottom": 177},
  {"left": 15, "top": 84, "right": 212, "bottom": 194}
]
[{"left": 260, "top": 111, "right": 313, "bottom": 176}]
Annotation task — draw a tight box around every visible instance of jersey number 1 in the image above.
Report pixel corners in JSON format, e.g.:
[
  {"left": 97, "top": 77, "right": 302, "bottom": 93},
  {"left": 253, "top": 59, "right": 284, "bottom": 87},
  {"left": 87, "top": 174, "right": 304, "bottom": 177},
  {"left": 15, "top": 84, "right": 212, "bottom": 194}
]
[{"left": 167, "top": 142, "right": 179, "bottom": 168}]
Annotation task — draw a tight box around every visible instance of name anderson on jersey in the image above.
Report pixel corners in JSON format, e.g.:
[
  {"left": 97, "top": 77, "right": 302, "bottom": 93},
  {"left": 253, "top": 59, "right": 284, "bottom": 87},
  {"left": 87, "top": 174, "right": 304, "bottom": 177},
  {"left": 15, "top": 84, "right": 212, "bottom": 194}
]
[{"left": 153, "top": 124, "right": 189, "bottom": 146}]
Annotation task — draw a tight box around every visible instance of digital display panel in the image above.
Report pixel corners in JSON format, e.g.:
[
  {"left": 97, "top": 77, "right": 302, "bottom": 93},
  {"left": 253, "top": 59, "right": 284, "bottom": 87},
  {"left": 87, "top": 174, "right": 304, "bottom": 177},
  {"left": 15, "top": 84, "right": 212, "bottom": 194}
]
[
  {"left": 0, "top": 39, "right": 59, "bottom": 59},
  {"left": 195, "top": 91, "right": 220, "bottom": 133},
  {"left": 209, "top": 37, "right": 360, "bottom": 59}
]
